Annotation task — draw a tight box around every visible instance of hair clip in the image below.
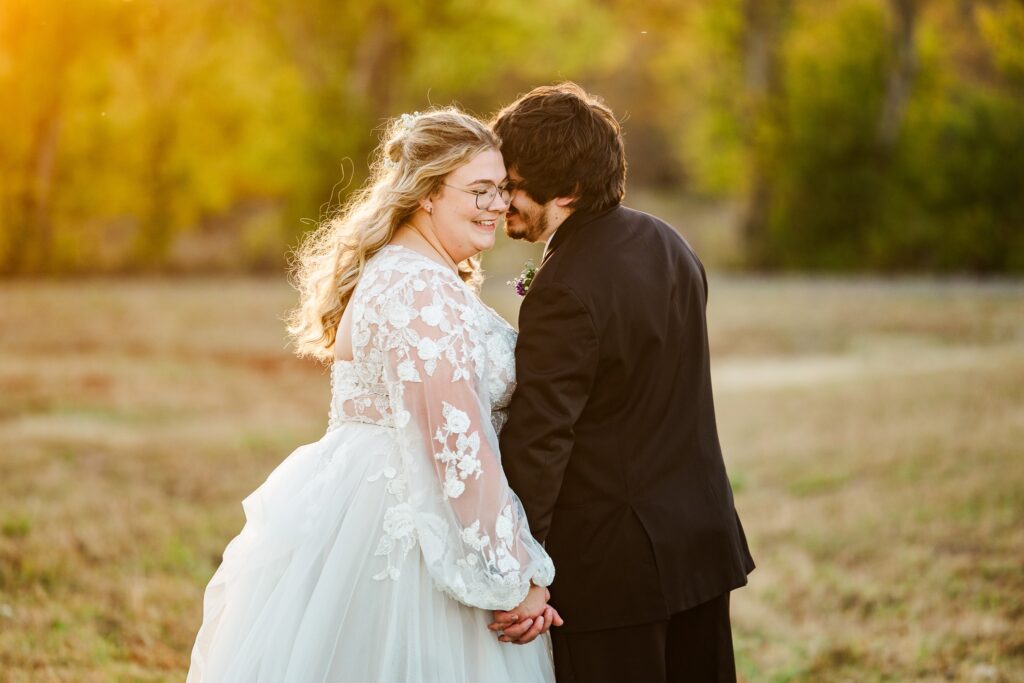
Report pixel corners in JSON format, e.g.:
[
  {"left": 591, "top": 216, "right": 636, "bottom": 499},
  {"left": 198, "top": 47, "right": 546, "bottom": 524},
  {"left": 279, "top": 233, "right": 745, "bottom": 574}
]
[{"left": 399, "top": 112, "right": 421, "bottom": 130}]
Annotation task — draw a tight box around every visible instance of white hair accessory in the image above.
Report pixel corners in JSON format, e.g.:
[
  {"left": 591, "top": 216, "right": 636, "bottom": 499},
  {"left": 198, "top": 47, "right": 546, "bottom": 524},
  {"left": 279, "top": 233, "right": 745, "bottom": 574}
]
[{"left": 399, "top": 111, "right": 421, "bottom": 130}]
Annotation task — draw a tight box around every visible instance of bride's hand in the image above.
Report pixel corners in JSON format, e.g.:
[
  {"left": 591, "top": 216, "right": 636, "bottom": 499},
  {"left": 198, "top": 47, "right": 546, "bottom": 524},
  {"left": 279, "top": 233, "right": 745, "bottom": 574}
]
[
  {"left": 488, "top": 585, "right": 565, "bottom": 644},
  {"left": 489, "top": 585, "right": 546, "bottom": 631},
  {"left": 500, "top": 603, "right": 564, "bottom": 644}
]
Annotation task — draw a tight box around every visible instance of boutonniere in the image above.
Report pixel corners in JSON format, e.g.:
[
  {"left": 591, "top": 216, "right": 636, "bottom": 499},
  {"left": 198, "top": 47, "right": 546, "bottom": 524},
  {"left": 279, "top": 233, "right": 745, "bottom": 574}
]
[{"left": 509, "top": 259, "right": 537, "bottom": 297}]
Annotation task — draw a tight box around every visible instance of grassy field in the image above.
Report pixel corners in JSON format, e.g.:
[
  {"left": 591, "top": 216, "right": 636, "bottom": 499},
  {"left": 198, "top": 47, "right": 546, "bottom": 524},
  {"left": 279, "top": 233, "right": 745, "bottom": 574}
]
[{"left": 1, "top": 272, "right": 1021, "bottom": 682}]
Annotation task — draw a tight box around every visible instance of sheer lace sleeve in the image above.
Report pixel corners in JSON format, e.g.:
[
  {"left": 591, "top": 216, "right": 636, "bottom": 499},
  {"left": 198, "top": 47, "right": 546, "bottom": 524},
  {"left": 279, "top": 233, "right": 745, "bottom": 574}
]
[{"left": 361, "top": 258, "right": 554, "bottom": 611}]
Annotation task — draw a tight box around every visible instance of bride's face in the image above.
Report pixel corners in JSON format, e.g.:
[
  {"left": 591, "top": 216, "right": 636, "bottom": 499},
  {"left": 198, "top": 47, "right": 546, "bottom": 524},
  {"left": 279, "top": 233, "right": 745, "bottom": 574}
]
[{"left": 428, "top": 148, "right": 509, "bottom": 262}]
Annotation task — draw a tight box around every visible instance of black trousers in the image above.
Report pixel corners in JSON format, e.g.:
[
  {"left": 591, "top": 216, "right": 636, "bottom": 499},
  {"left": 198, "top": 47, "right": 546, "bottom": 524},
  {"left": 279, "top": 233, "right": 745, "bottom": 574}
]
[{"left": 550, "top": 592, "right": 736, "bottom": 683}]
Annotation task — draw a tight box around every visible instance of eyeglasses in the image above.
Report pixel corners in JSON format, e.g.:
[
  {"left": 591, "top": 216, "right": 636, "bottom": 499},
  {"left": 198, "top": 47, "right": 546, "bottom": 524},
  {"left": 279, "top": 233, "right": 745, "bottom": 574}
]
[{"left": 442, "top": 183, "right": 514, "bottom": 210}]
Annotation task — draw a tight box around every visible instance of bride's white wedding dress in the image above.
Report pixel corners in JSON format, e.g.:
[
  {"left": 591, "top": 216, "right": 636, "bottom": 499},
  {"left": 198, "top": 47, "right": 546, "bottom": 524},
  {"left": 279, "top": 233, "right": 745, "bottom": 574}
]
[{"left": 187, "top": 245, "right": 556, "bottom": 682}]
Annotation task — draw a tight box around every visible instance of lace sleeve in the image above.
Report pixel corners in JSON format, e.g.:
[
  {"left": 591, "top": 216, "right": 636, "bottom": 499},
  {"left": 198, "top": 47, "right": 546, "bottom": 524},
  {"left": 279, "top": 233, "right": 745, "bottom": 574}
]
[{"left": 364, "top": 261, "right": 554, "bottom": 611}]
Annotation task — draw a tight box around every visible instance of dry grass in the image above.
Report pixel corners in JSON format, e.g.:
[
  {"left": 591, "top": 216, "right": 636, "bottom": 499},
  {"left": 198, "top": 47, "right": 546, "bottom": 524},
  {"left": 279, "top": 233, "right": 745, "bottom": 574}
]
[{"left": 1, "top": 272, "right": 1021, "bottom": 682}]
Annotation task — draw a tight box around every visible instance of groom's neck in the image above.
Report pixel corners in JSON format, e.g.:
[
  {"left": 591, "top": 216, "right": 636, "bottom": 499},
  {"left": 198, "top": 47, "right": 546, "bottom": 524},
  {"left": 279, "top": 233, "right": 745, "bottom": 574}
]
[{"left": 538, "top": 204, "right": 573, "bottom": 244}]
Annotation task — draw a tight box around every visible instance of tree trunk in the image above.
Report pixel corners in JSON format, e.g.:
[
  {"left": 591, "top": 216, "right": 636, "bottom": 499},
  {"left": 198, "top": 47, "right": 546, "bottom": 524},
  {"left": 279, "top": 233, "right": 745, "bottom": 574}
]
[
  {"left": 879, "top": 0, "right": 919, "bottom": 147},
  {"left": 348, "top": 5, "right": 402, "bottom": 114},
  {"left": 5, "top": 102, "right": 62, "bottom": 275},
  {"left": 740, "top": 0, "right": 792, "bottom": 265},
  {"left": 134, "top": 117, "right": 178, "bottom": 268}
]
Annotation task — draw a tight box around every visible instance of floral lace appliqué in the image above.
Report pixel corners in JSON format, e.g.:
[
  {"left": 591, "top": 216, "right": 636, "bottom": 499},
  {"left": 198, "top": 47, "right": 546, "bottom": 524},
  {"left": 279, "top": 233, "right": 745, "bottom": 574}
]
[{"left": 330, "top": 246, "right": 552, "bottom": 610}]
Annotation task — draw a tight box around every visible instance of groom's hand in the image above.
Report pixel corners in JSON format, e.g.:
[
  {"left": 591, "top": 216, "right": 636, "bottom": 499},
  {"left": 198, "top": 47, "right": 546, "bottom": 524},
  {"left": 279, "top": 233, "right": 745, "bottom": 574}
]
[
  {"left": 497, "top": 604, "right": 563, "bottom": 644},
  {"left": 488, "top": 585, "right": 564, "bottom": 645}
]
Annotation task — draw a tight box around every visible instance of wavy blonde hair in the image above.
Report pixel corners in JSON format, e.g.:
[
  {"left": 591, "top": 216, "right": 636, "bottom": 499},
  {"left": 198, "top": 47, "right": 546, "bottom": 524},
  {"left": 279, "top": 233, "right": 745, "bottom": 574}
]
[{"left": 287, "top": 108, "right": 499, "bottom": 362}]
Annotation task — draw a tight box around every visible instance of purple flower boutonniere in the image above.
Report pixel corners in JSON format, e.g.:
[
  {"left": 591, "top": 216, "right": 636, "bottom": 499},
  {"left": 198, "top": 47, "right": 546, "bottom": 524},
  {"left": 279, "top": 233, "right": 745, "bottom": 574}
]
[{"left": 509, "top": 259, "right": 537, "bottom": 297}]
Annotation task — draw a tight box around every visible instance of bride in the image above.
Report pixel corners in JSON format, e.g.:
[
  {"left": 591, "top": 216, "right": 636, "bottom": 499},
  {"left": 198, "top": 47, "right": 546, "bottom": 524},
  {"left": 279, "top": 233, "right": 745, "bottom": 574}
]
[{"left": 187, "top": 109, "right": 560, "bottom": 682}]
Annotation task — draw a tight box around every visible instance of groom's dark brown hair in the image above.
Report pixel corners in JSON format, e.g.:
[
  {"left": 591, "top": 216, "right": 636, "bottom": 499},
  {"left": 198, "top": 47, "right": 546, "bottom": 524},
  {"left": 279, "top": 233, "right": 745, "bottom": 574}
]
[{"left": 491, "top": 82, "right": 626, "bottom": 213}]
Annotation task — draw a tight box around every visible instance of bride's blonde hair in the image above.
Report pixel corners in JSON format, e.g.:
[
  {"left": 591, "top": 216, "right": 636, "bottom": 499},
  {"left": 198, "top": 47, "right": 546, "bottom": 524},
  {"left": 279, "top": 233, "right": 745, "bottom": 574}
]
[{"left": 287, "top": 108, "right": 499, "bottom": 362}]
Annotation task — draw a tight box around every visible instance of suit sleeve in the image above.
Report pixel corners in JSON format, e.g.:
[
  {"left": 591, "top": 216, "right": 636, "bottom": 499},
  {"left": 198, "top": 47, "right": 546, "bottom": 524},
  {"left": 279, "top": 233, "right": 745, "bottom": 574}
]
[
  {"left": 696, "top": 251, "right": 710, "bottom": 305},
  {"left": 499, "top": 282, "right": 599, "bottom": 544}
]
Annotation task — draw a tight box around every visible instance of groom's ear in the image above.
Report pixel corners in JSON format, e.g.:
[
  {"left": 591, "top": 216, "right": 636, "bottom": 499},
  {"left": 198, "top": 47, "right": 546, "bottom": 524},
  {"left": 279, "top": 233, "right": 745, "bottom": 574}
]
[
  {"left": 553, "top": 182, "right": 579, "bottom": 208},
  {"left": 554, "top": 195, "right": 576, "bottom": 208}
]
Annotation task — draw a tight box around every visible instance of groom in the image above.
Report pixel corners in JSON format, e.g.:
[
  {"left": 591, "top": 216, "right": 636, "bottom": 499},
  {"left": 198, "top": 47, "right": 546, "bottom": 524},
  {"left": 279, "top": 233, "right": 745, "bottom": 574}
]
[{"left": 487, "top": 83, "right": 755, "bottom": 682}]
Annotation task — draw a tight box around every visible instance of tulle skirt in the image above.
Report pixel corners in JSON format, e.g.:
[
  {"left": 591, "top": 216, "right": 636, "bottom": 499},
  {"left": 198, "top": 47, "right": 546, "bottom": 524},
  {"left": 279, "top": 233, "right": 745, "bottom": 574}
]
[{"left": 187, "top": 423, "right": 554, "bottom": 682}]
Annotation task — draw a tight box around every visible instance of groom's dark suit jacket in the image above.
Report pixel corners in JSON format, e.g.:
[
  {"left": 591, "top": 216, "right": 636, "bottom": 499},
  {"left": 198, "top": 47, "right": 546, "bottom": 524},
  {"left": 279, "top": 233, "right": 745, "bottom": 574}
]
[{"left": 500, "top": 204, "right": 754, "bottom": 633}]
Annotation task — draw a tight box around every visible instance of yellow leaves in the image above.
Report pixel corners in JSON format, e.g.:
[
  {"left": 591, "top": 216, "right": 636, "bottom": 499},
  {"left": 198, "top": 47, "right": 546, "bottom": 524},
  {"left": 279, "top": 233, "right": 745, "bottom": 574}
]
[{"left": 976, "top": 1, "right": 1024, "bottom": 82}]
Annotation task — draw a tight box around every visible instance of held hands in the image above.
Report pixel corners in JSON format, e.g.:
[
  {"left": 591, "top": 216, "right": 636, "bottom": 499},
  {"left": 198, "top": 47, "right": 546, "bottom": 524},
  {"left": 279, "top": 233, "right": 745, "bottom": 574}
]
[{"left": 488, "top": 584, "right": 564, "bottom": 645}]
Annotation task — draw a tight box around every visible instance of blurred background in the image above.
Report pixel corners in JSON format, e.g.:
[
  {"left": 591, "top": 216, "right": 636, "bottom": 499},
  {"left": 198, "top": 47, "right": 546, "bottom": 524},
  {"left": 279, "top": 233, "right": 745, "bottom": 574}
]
[{"left": 1, "top": 0, "right": 1022, "bottom": 681}]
